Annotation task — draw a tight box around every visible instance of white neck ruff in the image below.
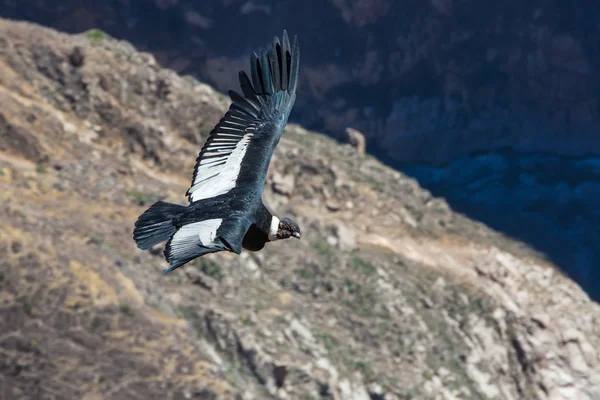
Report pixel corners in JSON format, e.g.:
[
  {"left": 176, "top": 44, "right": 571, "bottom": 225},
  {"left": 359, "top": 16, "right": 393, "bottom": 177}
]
[{"left": 268, "top": 216, "right": 280, "bottom": 241}]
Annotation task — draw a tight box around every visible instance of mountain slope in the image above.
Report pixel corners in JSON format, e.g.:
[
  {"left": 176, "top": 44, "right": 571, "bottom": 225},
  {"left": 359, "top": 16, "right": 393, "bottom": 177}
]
[
  {"left": 0, "top": 19, "right": 599, "bottom": 400},
  {"left": 3, "top": 0, "right": 600, "bottom": 314}
]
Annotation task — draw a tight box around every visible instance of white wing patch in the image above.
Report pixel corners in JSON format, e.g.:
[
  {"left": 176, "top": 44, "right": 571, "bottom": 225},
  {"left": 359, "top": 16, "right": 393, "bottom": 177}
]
[
  {"left": 188, "top": 132, "right": 254, "bottom": 202},
  {"left": 168, "top": 219, "right": 223, "bottom": 260}
]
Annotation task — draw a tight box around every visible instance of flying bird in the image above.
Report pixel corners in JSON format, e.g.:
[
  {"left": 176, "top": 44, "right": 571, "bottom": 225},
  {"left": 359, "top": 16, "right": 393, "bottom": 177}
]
[{"left": 133, "top": 31, "right": 301, "bottom": 273}]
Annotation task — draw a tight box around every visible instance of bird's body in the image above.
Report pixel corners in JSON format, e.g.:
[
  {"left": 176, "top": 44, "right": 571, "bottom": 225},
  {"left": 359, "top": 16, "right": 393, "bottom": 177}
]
[{"left": 133, "top": 31, "right": 301, "bottom": 272}]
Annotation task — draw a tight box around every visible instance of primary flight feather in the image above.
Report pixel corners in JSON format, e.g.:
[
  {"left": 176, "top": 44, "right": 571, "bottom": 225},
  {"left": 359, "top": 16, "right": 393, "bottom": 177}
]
[{"left": 133, "top": 31, "right": 301, "bottom": 273}]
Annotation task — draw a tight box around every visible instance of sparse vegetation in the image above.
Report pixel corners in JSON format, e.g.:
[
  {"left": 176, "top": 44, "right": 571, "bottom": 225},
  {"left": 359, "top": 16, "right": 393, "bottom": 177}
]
[
  {"left": 148, "top": 300, "right": 160, "bottom": 309},
  {"left": 127, "top": 190, "right": 150, "bottom": 206},
  {"left": 197, "top": 259, "right": 224, "bottom": 282},
  {"left": 294, "top": 266, "right": 317, "bottom": 279},
  {"left": 336, "top": 350, "right": 377, "bottom": 381},
  {"left": 224, "top": 362, "right": 248, "bottom": 390},
  {"left": 344, "top": 278, "right": 359, "bottom": 294},
  {"left": 314, "top": 241, "right": 331, "bottom": 256},
  {"left": 405, "top": 386, "right": 422, "bottom": 399},
  {"left": 36, "top": 163, "right": 47, "bottom": 173},
  {"left": 21, "top": 299, "right": 32, "bottom": 315},
  {"left": 317, "top": 331, "right": 378, "bottom": 382},
  {"left": 85, "top": 28, "right": 110, "bottom": 45},
  {"left": 291, "top": 133, "right": 311, "bottom": 145},
  {"left": 87, "top": 234, "right": 103, "bottom": 246},
  {"left": 377, "top": 320, "right": 391, "bottom": 336},
  {"left": 350, "top": 256, "right": 377, "bottom": 275},
  {"left": 178, "top": 306, "right": 206, "bottom": 337},
  {"left": 317, "top": 331, "right": 339, "bottom": 352},
  {"left": 472, "top": 297, "right": 490, "bottom": 313},
  {"left": 354, "top": 360, "right": 375, "bottom": 381},
  {"left": 120, "top": 303, "right": 133, "bottom": 315},
  {"left": 341, "top": 278, "right": 380, "bottom": 316},
  {"left": 366, "top": 177, "right": 385, "bottom": 191}
]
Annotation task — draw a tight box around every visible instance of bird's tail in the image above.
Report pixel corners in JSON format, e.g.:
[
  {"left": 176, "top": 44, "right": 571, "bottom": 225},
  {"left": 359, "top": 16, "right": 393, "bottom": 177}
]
[{"left": 133, "top": 201, "right": 186, "bottom": 250}]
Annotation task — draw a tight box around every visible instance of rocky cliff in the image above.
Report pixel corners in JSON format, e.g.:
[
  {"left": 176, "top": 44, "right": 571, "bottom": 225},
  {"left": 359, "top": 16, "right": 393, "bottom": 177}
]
[
  {"left": 1, "top": 19, "right": 599, "bottom": 400},
  {"left": 1, "top": 0, "right": 599, "bottom": 304}
]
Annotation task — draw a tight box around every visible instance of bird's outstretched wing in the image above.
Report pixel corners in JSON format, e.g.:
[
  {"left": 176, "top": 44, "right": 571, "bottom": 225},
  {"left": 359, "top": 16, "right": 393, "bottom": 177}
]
[{"left": 186, "top": 30, "right": 300, "bottom": 203}]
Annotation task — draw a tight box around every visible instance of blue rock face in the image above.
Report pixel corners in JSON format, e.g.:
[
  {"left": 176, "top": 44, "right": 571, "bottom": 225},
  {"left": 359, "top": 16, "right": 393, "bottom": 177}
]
[{"left": 404, "top": 151, "right": 600, "bottom": 300}]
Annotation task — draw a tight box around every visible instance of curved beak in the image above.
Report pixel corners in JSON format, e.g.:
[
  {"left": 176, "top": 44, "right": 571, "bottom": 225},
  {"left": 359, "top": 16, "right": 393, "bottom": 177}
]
[{"left": 292, "top": 231, "right": 301, "bottom": 239}]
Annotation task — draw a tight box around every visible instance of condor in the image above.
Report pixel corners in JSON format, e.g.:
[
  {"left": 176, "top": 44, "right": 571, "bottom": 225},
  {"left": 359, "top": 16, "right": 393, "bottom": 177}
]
[{"left": 133, "top": 31, "right": 301, "bottom": 273}]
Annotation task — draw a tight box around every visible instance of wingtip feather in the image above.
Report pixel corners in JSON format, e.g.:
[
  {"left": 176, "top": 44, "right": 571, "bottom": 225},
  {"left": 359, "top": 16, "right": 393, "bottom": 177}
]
[
  {"left": 282, "top": 30, "right": 290, "bottom": 49},
  {"left": 260, "top": 48, "right": 274, "bottom": 95},
  {"left": 238, "top": 71, "right": 256, "bottom": 99},
  {"left": 281, "top": 32, "right": 291, "bottom": 90},
  {"left": 250, "top": 52, "right": 263, "bottom": 95},
  {"left": 288, "top": 34, "right": 300, "bottom": 94},
  {"left": 271, "top": 36, "right": 282, "bottom": 92}
]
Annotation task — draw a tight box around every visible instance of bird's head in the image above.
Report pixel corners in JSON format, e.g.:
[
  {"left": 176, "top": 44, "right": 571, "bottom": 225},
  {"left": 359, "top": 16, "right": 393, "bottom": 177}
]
[{"left": 276, "top": 217, "right": 301, "bottom": 240}]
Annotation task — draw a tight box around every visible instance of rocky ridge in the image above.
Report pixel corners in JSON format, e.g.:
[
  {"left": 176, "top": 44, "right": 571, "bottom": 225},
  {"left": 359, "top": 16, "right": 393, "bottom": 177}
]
[{"left": 0, "top": 19, "right": 599, "bottom": 400}]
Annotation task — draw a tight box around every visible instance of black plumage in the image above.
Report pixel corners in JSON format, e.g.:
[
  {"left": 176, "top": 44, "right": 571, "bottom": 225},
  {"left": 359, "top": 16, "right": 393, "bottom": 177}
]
[{"left": 133, "top": 31, "right": 301, "bottom": 273}]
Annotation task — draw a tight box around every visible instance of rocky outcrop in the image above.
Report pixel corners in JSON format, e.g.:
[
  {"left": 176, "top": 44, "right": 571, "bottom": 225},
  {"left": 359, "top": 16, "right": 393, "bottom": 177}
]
[
  {"left": 344, "top": 127, "right": 366, "bottom": 156},
  {"left": 1, "top": 19, "right": 599, "bottom": 400}
]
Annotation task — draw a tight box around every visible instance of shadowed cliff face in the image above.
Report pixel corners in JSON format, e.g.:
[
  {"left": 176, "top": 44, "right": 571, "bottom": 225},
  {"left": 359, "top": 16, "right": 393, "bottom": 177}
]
[
  {"left": 1, "top": 19, "right": 599, "bottom": 400},
  {"left": 402, "top": 152, "right": 600, "bottom": 301},
  {"left": 1, "top": 0, "right": 599, "bottom": 162},
  {"left": 1, "top": 1, "right": 600, "bottom": 300}
]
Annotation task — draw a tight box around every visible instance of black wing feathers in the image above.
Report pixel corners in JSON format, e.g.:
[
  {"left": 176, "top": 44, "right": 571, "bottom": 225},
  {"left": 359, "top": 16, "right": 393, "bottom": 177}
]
[
  {"left": 281, "top": 31, "right": 291, "bottom": 90},
  {"left": 260, "top": 49, "right": 274, "bottom": 95},
  {"left": 271, "top": 37, "right": 282, "bottom": 92},
  {"left": 224, "top": 30, "right": 299, "bottom": 127},
  {"left": 228, "top": 90, "right": 260, "bottom": 118},
  {"left": 239, "top": 71, "right": 256, "bottom": 98},
  {"left": 251, "top": 52, "right": 263, "bottom": 95},
  {"left": 288, "top": 34, "right": 300, "bottom": 93},
  {"left": 241, "top": 30, "right": 299, "bottom": 103}
]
